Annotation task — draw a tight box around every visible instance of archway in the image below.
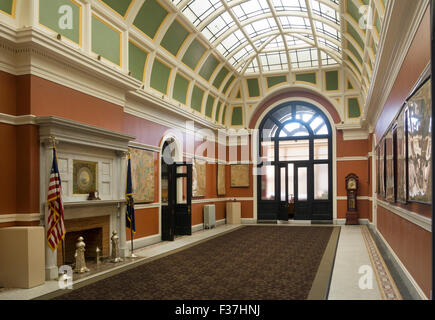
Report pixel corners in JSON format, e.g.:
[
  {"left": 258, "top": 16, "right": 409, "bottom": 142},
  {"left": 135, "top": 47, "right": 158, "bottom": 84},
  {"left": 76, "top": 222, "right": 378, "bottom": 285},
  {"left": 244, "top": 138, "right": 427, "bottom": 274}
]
[{"left": 257, "top": 101, "right": 333, "bottom": 222}]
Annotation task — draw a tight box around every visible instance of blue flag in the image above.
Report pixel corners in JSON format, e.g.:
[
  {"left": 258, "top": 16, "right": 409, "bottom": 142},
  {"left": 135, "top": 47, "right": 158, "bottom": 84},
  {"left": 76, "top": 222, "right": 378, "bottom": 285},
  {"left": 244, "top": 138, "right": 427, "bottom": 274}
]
[{"left": 126, "top": 154, "right": 136, "bottom": 233}]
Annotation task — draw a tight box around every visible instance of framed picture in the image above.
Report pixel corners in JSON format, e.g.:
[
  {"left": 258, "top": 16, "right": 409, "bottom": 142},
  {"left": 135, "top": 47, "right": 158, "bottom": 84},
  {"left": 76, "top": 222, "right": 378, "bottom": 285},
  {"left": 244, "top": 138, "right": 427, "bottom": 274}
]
[
  {"left": 192, "top": 160, "right": 206, "bottom": 197},
  {"left": 396, "top": 107, "right": 408, "bottom": 203},
  {"left": 129, "top": 147, "right": 155, "bottom": 203},
  {"left": 217, "top": 164, "right": 226, "bottom": 196},
  {"left": 230, "top": 164, "right": 250, "bottom": 187},
  {"left": 385, "top": 128, "right": 395, "bottom": 202},
  {"left": 407, "top": 78, "right": 432, "bottom": 204},
  {"left": 73, "top": 160, "right": 98, "bottom": 195}
]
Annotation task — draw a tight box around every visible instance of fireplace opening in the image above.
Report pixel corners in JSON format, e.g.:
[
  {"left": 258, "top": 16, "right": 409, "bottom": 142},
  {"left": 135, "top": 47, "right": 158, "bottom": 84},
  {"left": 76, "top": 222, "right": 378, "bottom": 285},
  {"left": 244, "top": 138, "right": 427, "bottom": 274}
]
[{"left": 63, "top": 228, "right": 103, "bottom": 264}]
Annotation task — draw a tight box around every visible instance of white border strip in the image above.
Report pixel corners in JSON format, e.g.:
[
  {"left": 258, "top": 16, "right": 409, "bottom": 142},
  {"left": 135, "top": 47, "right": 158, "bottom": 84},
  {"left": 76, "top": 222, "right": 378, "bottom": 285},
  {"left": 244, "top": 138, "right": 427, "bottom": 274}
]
[
  {"left": 336, "top": 196, "right": 372, "bottom": 201},
  {"left": 378, "top": 200, "right": 432, "bottom": 232},
  {"left": 0, "top": 213, "right": 42, "bottom": 223},
  {"left": 336, "top": 156, "right": 368, "bottom": 161},
  {"left": 0, "top": 113, "right": 36, "bottom": 125}
]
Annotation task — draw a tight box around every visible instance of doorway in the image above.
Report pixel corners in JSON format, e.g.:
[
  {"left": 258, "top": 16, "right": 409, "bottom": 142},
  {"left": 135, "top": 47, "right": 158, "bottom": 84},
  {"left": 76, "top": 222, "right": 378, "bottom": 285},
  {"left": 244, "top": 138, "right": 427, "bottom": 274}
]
[{"left": 257, "top": 102, "right": 333, "bottom": 221}]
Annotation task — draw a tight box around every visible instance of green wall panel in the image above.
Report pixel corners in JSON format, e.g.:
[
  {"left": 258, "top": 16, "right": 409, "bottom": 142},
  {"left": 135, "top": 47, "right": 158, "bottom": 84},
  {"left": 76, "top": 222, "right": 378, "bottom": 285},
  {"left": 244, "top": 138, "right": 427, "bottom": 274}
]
[
  {"left": 347, "top": 80, "right": 354, "bottom": 89},
  {"left": 173, "top": 73, "right": 189, "bottom": 104},
  {"left": 205, "top": 95, "right": 215, "bottom": 118},
  {"left": 213, "top": 67, "right": 229, "bottom": 89},
  {"left": 100, "top": 0, "right": 132, "bottom": 17},
  {"left": 92, "top": 15, "right": 120, "bottom": 65},
  {"left": 296, "top": 73, "right": 316, "bottom": 84},
  {"left": 267, "top": 75, "right": 287, "bottom": 88},
  {"left": 375, "top": 12, "right": 381, "bottom": 34},
  {"left": 128, "top": 41, "right": 148, "bottom": 82},
  {"left": 222, "top": 75, "right": 235, "bottom": 94},
  {"left": 347, "top": 40, "right": 363, "bottom": 64},
  {"left": 325, "top": 70, "right": 339, "bottom": 91},
  {"left": 182, "top": 40, "right": 206, "bottom": 70},
  {"left": 0, "top": 0, "right": 14, "bottom": 15},
  {"left": 247, "top": 78, "right": 260, "bottom": 97},
  {"left": 39, "top": 0, "right": 81, "bottom": 44},
  {"left": 347, "top": 22, "right": 364, "bottom": 49},
  {"left": 160, "top": 20, "right": 189, "bottom": 56},
  {"left": 191, "top": 86, "right": 204, "bottom": 112},
  {"left": 215, "top": 101, "right": 222, "bottom": 121},
  {"left": 348, "top": 98, "right": 361, "bottom": 118},
  {"left": 134, "top": 0, "right": 168, "bottom": 39},
  {"left": 150, "top": 58, "right": 171, "bottom": 94},
  {"left": 347, "top": 0, "right": 363, "bottom": 23},
  {"left": 231, "top": 107, "right": 243, "bottom": 126},
  {"left": 199, "top": 55, "right": 220, "bottom": 81}
]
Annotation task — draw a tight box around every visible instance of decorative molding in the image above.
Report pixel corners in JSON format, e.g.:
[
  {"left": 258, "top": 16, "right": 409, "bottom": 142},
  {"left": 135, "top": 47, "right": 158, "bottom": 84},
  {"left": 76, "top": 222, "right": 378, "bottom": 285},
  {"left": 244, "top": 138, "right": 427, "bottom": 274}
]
[
  {"left": 134, "top": 203, "right": 161, "bottom": 210},
  {"left": 336, "top": 156, "right": 368, "bottom": 161},
  {"left": 0, "top": 113, "right": 37, "bottom": 125},
  {"left": 63, "top": 200, "right": 124, "bottom": 208},
  {"left": 336, "top": 196, "right": 370, "bottom": 201},
  {"left": 192, "top": 197, "right": 254, "bottom": 204},
  {"left": 129, "top": 141, "right": 160, "bottom": 153},
  {"left": 377, "top": 200, "right": 432, "bottom": 232},
  {"left": 0, "top": 213, "right": 42, "bottom": 223}
]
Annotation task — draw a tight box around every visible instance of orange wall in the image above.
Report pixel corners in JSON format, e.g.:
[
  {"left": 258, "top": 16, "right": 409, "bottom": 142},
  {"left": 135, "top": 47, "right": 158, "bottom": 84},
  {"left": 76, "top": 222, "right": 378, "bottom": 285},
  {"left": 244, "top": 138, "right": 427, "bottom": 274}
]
[
  {"left": 0, "top": 124, "right": 17, "bottom": 214},
  {"left": 126, "top": 207, "right": 159, "bottom": 240}
]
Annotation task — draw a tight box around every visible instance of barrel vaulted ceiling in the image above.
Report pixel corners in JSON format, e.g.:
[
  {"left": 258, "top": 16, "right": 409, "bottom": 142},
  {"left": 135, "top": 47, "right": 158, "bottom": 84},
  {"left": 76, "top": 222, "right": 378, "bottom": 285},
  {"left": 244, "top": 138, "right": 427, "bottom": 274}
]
[{"left": 1, "top": 0, "right": 388, "bottom": 128}]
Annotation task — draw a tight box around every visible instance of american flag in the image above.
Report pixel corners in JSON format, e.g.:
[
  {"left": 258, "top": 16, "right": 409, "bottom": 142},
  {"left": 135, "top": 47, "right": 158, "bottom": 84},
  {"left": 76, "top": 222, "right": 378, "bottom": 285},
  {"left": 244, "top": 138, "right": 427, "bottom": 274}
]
[{"left": 46, "top": 147, "right": 66, "bottom": 250}]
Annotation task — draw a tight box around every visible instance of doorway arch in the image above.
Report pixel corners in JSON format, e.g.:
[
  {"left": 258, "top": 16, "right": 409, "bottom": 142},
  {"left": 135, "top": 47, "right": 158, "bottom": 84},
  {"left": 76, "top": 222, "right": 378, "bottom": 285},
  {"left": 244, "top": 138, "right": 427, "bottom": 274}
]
[{"left": 257, "top": 100, "right": 333, "bottom": 221}]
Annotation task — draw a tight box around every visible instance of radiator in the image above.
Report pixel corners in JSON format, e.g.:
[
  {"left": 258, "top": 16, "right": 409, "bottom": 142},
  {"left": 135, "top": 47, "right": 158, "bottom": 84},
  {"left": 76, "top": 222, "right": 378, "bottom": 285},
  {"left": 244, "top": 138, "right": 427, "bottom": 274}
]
[{"left": 203, "top": 204, "right": 216, "bottom": 229}]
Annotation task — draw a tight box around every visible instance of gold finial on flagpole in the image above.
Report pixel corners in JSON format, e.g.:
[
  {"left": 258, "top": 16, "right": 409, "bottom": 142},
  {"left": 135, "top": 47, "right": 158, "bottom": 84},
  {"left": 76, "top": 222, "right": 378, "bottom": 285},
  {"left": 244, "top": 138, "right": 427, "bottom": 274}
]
[{"left": 50, "top": 136, "right": 56, "bottom": 149}]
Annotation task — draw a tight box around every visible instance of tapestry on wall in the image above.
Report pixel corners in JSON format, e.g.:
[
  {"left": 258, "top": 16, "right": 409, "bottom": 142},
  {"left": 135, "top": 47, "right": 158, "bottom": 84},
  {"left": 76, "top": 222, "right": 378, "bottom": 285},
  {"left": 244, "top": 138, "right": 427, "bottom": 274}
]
[
  {"left": 73, "top": 160, "right": 98, "bottom": 195},
  {"left": 385, "top": 129, "right": 395, "bottom": 202},
  {"left": 192, "top": 160, "right": 206, "bottom": 197},
  {"left": 129, "top": 147, "right": 155, "bottom": 203},
  {"left": 396, "top": 107, "right": 407, "bottom": 203},
  {"left": 230, "top": 164, "right": 250, "bottom": 187},
  {"left": 217, "top": 164, "right": 226, "bottom": 196},
  {"left": 407, "top": 78, "right": 432, "bottom": 204}
]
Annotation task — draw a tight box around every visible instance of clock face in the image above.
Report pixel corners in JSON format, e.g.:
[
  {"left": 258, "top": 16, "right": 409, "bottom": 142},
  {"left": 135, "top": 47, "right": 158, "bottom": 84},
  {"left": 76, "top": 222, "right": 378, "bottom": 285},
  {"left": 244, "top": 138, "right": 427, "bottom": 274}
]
[{"left": 347, "top": 178, "right": 356, "bottom": 190}]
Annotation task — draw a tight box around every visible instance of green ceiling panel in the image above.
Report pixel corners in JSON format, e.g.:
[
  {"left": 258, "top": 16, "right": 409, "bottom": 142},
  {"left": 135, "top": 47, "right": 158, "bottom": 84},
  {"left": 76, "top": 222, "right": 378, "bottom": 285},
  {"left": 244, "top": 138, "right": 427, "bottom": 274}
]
[
  {"left": 150, "top": 58, "right": 171, "bottom": 94},
  {"left": 296, "top": 73, "right": 316, "bottom": 84},
  {"left": 231, "top": 107, "right": 243, "bottom": 126},
  {"left": 205, "top": 95, "right": 215, "bottom": 118},
  {"left": 247, "top": 78, "right": 260, "bottom": 97},
  {"left": 100, "top": 0, "right": 132, "bottom": 17},
  {"left": 0, "top": 0, "right": 14, "bottom": 15},
  {"left": 347, "top": 40, "right": 363, "bottom": 64},
  {"left": 160, "top": 20, "right": 189, "bottom": 56},
  {"left": 182, "top": 39, "right": 206, "bottom": 70},
  {"left": 199, "top": 55, "right": 220, "bottom": 81},
  {"left": 347, "top": 55, "right": 361, "bottom": 75},
  {"left": 134, "top": 0, "right": 168, "bottom": 39},
  {"left": 375, "top": 11, "right": 381, "bottom": 34},
  {"left": 325, "top": 70, "right": 339, "bottom": 91},
  {"left": 267, "top": 75, "right": 287, "bottom": 88},
  {"left": 215, "top": 101, "right": 222, "bottom": 121},
  {"left": 213, "top": 67, "right": 229, "bottom": 89},
  {"left": 191, "top": 86, "right": 204, "bottom": 112},
  {"left": 39, "top": 0, "right": 81, "bottom": 44},
  {"left": 347, "top": 0, "right": 363, "bottom": 24},
  {"left": 173, "top": 73, "right": 189, "bottom": 104},
  {"left": 348, "top": 98, "right": 361, "bottom": 118},
  {"left": 92, "top": 15, "right": 120, "bottom": 65},
  {"left": 128, "top": 41, "right": 148, "bottom": 82},
  {"left": 222, "top": 75, "right": 235, "bottom": 94},
  {"left": 347, "top": 80, "right": 354, "bottom": 89},
  {"left": 221, "top": 105, "right": 227, "bottom": 124},
  {"left": 347, "top": 22, "right": 364, "bottom": 49}
]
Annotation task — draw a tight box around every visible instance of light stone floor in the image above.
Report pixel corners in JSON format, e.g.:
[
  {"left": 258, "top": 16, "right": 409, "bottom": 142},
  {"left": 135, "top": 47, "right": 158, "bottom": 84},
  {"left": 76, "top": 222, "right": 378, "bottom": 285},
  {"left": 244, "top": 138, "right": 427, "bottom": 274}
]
[{"left": 0, "top": 223, "right": 386, "bottom": 300}]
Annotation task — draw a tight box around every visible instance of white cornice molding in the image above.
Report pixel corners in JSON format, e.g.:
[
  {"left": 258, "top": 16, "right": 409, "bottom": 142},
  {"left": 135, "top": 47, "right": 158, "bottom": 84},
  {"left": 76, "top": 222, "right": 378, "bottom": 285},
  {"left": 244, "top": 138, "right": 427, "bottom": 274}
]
[
  {"left": 364, "top": 0, "right": 430, "bottom": 127},
  {"left": 0, "top": 213, "right": 42, "bottom": 223},
  {"left": 0, "top": 113, "right": 36, "bottom": 125},
  {"left": 128, "top": 141, "right": 161, "bottom": 153},
  {"left": 37, "top": 116, "right": 135, "bottom": 152},
  {"left": 377, "top": 199, "right": 432, "bottom": 232},
  {"left": 336, "top": 156, "right": 368, "bottom": 161}
]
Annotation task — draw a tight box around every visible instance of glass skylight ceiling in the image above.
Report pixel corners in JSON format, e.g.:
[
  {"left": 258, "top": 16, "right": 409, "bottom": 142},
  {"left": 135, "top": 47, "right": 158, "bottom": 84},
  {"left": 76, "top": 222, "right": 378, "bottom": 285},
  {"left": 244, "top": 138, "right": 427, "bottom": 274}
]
[{"left": 173, "top": 0, "right": 342, "bottom": 74}]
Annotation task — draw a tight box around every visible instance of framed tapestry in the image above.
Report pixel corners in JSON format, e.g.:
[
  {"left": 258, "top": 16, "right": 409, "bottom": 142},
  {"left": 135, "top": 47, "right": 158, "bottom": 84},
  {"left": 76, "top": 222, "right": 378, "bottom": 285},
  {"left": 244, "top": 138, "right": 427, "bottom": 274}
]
[
  {"left": 385, "top": 128, "right": 395, "bottom": 202},
  {"left": 407, "top": 78, "right": 432, "bottom": 204},
  {"left": 192, "top": 160, "right": 206, "bottom": 197},
  {"left": 73, "top": 160, "right": 97, "bottom": 195},
  {"left": 396, "top": 107, "right": 408, "bottom": 203},
  {"left": 231, "top": 164, "right": 250, "bottom": 187},
  {"left": 379, "top": 139, "right": 385, "bottom": 198},
  {"left": 217, "top": 164, "right": 226, "bottom": 196},
  {"left": 129, "top": 147, "right": 155, "bottom": 203}
]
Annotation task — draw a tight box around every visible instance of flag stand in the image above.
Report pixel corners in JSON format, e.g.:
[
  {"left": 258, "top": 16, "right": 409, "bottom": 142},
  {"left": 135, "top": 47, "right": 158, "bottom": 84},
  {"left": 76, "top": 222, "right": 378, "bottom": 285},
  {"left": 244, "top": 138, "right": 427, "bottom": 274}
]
[{"left": 130, "top": 228, "right": 137, "bottom": 258}]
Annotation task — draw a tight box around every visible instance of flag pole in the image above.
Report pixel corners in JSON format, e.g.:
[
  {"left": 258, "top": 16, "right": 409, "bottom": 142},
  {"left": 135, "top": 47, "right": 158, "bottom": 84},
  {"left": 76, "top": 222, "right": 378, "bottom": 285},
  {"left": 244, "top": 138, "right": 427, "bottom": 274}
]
[{"left": 130, "top": 226, "right": 136, "bottom": 258}]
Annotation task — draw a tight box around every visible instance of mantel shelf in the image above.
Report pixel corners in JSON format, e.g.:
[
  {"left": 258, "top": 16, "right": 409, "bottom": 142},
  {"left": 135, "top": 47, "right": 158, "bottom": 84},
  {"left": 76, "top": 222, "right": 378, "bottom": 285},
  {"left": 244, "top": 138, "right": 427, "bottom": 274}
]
[{"left": 62, "top": 200, "right": 125, "bottom": 208}]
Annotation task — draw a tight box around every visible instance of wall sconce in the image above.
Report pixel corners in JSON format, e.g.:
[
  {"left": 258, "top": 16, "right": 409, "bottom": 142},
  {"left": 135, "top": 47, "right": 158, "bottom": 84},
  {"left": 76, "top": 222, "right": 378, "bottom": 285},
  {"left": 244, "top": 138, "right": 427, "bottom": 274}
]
[{"left": 56, "top": 34, "right": 62, "bottom": 40}]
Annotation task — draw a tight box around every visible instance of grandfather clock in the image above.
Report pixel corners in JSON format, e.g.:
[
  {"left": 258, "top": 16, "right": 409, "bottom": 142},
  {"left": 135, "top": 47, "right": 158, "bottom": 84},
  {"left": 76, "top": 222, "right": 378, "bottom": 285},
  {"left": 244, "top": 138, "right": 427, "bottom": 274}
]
[{"left": 345, "top": 173, "right": 359, "bottom": 225}]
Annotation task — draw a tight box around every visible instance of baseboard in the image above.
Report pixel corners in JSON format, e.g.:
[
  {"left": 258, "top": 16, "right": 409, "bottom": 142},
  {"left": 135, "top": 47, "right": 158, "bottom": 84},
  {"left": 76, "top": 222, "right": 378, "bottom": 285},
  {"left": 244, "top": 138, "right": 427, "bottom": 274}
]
[
  {"left": 131, "top": 234, "right": 161, "bottom": 250},
  {"left": 371, "top": 228, "right": 428, "bottom": 300},
  {"left": 241, "top": 218, "right": 256, "bottom": 224},
  {"left": 333, "top": 219, "right": 346, "bottom": 225}
]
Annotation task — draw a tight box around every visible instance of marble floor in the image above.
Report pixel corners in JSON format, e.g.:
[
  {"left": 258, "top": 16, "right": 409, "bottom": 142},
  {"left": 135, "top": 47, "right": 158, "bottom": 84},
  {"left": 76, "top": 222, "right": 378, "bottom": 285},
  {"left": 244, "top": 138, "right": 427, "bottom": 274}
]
[{"left": 0, "top": 223, "right": 400, "bottom": 300}]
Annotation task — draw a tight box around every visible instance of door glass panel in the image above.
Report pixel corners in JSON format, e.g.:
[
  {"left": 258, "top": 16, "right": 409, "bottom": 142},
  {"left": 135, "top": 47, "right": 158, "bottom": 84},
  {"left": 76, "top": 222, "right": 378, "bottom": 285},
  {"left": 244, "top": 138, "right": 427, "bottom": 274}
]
[
  {"left": 314, "top": 139, "right": 328, "bottom": 160},
  {"left": 260, "top": 165, "right": 275, "bottom": 200},
  {"left": 314, "top": 164, "right": 329, "bottom": 200},
  {"left": 261, "top": 140, "right": 275, "bottom": 162},
  {"left": 297, "top": 167, "right": 308, "bottom": 201},
  {"left": 279, "top": 140, "right": 309, "bottom": 161},
  {"left": 176, "top": 176, "right": 187, "bottom": 204},
  {"left": 288, "top": 163, "right": 294, "bottom": 203},
  {"left": 280, "top": 167, "right": 286, "bottom": 201}
]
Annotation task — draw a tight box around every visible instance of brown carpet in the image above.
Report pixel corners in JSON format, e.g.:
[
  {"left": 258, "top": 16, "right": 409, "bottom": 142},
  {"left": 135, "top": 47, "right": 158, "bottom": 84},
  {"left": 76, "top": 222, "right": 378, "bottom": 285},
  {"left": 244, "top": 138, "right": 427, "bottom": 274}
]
[{"left": 52, "top": 226, "right": 335, "bottom": 300}]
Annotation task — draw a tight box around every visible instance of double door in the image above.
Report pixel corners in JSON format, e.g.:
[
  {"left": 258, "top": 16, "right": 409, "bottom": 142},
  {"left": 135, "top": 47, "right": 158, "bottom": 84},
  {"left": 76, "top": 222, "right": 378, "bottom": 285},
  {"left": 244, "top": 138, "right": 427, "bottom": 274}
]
[{"left": 162, "top": 162, "right": 192, "bottom": 241}]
